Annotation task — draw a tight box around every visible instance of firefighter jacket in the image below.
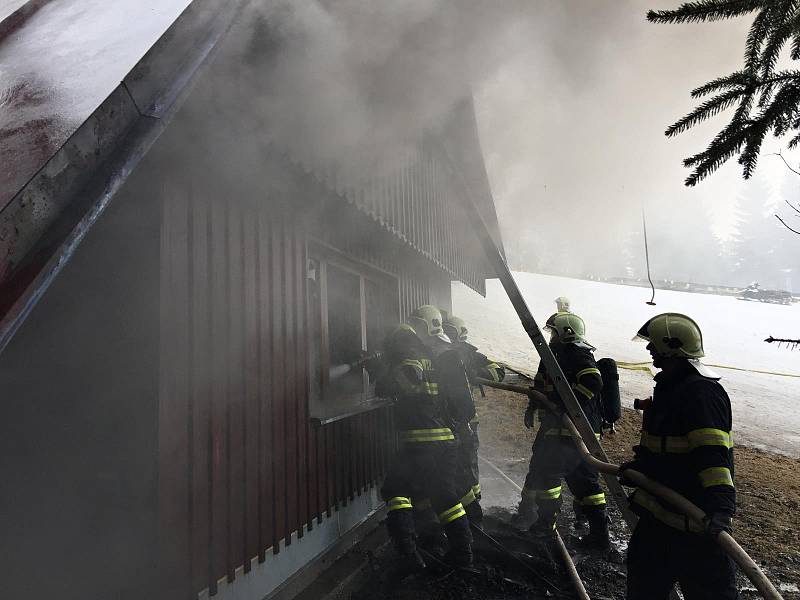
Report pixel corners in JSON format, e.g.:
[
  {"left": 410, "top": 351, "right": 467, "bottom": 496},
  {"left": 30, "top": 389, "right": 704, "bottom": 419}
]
[
  {"left": 531, "top": 341, "right": 603, "bottom": 434},
  {"left": 628, "top": 363, "right": 736, "bottom": 530},
  {"left": 375, "top": 326, "right": 469, "bottom": 444},
  {"left": 452, "top": 341, "right": 506, "bottom": 385}
]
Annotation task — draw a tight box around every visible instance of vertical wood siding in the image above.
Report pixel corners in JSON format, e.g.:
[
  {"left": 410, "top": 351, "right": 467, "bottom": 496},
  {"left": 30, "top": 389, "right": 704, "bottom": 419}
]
[
  {"left": 312, "top": 141, "right": 489, "bottom": 296},
  {"left": 160, "top": 194, "right": 415, "bottom": 598}
]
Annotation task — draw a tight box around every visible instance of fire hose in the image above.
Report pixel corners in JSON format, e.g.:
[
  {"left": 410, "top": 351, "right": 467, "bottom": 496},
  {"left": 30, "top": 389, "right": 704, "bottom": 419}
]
[{"left": 476, "top": 377, "right": 784, "bottom": 600}]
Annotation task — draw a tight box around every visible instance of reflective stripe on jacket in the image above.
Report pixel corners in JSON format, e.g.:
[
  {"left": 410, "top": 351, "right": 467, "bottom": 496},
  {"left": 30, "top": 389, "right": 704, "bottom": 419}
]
[{"left": 630, "top": 366, "right": 735, "bottom": 523}]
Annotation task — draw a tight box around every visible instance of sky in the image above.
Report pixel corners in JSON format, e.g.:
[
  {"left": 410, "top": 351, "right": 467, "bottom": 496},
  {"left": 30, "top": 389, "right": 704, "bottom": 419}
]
[{"left": 472, "top": 0, "right": 800, "bottom": 260}]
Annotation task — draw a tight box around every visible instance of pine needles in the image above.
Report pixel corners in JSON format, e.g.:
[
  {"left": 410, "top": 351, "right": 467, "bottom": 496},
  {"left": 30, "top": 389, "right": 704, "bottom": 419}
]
[{"left": 648, "top": 1, "right": 800, "bottom": 184}]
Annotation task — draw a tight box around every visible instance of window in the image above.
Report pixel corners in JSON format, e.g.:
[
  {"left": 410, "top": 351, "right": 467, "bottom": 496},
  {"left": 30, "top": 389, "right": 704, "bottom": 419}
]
[{"left": 307, "top": 245, "right": 398, "bottom": 422}]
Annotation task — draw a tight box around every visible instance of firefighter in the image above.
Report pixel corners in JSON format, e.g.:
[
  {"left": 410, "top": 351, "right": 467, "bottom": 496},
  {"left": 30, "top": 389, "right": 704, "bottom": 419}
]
[
  {"left": 442, "top": 314, "right": 506, "bottom": 525},
  {"left": 621, "top": 313, "right": 737, "bottom": 600},
  {"left": 555, "top": 296, "right": 571, "bottom": 313},
  {"left": 516, "top": 312, "right": 609, "bottom": 548},
  {"left": 377, "top": 306, "right": 473, "bottom": 574}
]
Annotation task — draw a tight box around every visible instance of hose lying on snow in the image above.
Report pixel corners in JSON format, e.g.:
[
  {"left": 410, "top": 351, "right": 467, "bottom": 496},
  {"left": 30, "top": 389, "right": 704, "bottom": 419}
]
[{"left": 475, "top": 377, "right": 784, "bottom": 600}]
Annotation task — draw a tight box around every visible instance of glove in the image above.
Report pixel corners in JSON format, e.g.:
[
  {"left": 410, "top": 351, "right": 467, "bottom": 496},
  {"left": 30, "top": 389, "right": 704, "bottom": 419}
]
[
  {"left": 524, "top": 407, "right": 535, "bottom": 429},
  {"left": 703, "top": 512, "right": 733, "bottom": 539},
  {"left": 617, "top": 459, "right": 643, "bottom": 487}
]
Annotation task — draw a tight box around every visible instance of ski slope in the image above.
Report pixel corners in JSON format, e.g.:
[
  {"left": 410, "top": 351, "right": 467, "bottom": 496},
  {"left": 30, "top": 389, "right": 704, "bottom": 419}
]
[{"left": 453, "top": 272, "right": 800, "bottom": 457}]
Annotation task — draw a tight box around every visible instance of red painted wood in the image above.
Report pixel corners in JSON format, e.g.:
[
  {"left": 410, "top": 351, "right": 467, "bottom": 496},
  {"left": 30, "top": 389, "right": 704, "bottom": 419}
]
[
  {"left": 270, "top": 216, "right": 287, "bottom": 551},
  {"left": 209, "top": 198, "right": 229, "bottom": 589},
  {"left": 295, "top": 232, "right": 310, "bottom": 534},
  {"left": 242, "top": 210, "right": 259, "bottom": 568},
  {"left": 256, "top": 207, "right": 273, "bottom": 561},
  {"left": 283, "top": 221, "right": 298, "bottom": 545},
  {"left": 189, "top": 195, "right": 211, "bottom": 594},
  {"left": 227, "top": 203, "right": 245, "bottom": 577}
]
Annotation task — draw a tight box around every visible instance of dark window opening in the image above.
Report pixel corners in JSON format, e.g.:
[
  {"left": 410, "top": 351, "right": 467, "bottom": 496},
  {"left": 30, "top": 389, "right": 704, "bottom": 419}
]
[{"left": 307, "top": 246, "right": 398, "bottom": 422}]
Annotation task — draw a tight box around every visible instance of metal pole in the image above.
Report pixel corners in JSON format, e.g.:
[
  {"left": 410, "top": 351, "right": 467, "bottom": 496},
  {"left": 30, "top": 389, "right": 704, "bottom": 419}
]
[
  {"left": 642, "top": 208, "right": 656, "bottom": 306},
  {"left": 446, "top": 157, "right": 638, "bottom": 530}
]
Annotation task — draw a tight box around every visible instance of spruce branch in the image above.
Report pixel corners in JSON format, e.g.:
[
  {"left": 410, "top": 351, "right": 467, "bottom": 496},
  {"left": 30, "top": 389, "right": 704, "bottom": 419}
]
[
  {"left": 652, "top": 1, "right": 800, "bottom": 183},
  {"left": 647, "top": 0, "right": 764, "bottom": 25},
  {"left": 690, "top": 71, "right": 753, "bottom": 98},
  {"left": 665, "top": 89, "right": 747, "bottom": 136}
]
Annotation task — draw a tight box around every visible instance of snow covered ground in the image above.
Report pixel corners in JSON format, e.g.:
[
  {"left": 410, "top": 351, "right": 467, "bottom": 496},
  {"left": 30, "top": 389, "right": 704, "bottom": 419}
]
[{"left": 452, "top": 272, "right": 800, "bottom": 458}]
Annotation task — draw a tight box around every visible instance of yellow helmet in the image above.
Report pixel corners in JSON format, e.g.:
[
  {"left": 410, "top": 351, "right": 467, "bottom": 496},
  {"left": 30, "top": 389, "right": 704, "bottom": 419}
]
[
  {"left": 443, "top": 315, "right": 468, "bottom": 342},
  {"left": 635, "top": 313, "right": 704, "bottom": 359},
  {"left": 545, "top": 312, "right": 586, "bottom": 344},
  {"left": 409, "top": 305, "right": 450, "bottom": 343}
]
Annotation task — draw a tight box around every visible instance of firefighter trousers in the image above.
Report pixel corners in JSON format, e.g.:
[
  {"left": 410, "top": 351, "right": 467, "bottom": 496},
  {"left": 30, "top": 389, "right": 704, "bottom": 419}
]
[
  {"left": 627, "top": 518, "right": 739, "bottom": 599},
  {"left": 523, "top": 434, "right": 606, "bottom": 529},
  {"left": 453, "top": 422, "right": 482, "bottom": 523},
  {"left": 381, "top": 440, "right": 468, "bottom": 544}
]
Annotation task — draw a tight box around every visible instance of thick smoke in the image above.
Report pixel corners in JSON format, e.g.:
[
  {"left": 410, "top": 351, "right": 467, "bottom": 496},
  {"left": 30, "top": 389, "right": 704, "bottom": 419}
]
[
  {"left": 215, "top": 0, "right": 540, "bottom": 175},
  {"left": 208, "top": 0, "right": 797, "bottom": 289}
]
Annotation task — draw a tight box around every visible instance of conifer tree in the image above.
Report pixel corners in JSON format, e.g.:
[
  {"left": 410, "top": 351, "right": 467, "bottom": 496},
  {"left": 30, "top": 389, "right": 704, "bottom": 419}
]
[{"left": 648, "top": 1, "right": 800, "bottom": 186}]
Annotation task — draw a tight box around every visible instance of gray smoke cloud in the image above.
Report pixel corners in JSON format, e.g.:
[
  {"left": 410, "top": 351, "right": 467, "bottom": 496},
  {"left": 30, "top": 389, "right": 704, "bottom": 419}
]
[
  {"left": 223, "top": 0, "right": 544, "bottom": 176},
  {"left": 205, "top": 0, "right": 797, "bottom": 287}
]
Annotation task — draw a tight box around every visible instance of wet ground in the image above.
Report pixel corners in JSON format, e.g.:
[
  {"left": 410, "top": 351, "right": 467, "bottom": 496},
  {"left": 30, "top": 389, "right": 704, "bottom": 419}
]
[
  {"left": 477, "top": 387, "right": 800, "bottom": 599},
  {"left": 345, "top": 385, "right": 799, "bottom": 599},
  {"left": 347, "top": 511, "right": 626, "bottom": 600}
]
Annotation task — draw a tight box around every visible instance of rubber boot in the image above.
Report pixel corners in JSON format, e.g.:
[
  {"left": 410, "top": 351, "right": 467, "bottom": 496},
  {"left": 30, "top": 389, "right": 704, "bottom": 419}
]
[
  {"left": 510, "top": 493, "right": 537, "bottom": 529},
  {"left": 417, "top": 528, "right": 448, "bottom": 560},
  {"left": 577, "top": 508, "right": 611, "bottom": 550},
  {"left": 465, "top": 498, "right": 483, "bottom": 528},
  {"left": 387, "top": 510, "right": 426, "bottom": 578},
  {"left": 572, "top": 500, "right": 588, "bottom": 527},
  {"left": 528, "top": 498, "right": 559, "bottom": 540},
  {"left": 443, "top": 516, "right": 473, "bottom": 567},
  {"left": 394, "top": 537, "right": 427, "bottom": 578}
]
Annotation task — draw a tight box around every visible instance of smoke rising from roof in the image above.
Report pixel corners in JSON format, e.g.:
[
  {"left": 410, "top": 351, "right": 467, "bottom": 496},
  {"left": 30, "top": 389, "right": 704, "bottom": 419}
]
[
  {"left": 210, "top": 0, "right": 797, "bottom": 288},
  {"left": 221, "top": 0, "right": 538, "bottom": 175}
]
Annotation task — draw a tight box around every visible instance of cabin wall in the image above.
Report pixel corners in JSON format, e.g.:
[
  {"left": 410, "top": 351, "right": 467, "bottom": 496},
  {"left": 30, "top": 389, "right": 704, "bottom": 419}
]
[
  {"left": 153, "top": 116, "right": 452, "bottom": 597},
  {"left": 0, "top": 151, "right": 163, "bottom": 600}
]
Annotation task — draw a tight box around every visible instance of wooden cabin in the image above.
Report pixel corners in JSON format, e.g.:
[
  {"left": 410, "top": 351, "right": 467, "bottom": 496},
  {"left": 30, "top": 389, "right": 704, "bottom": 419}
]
[{"left": 0, "top": 2, "right": 503, "bottom": 599}]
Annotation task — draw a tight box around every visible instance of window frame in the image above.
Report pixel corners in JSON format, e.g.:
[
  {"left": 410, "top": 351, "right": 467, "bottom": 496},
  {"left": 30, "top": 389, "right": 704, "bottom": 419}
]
[{"left": 306, "top": 242, "right": 399, "bottom": 425}]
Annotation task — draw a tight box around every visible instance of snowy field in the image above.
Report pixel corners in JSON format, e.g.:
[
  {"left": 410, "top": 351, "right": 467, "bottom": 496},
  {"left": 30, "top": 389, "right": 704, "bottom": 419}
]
[{"left": 452, "top": 273, "right": 800, "bottom": 458}]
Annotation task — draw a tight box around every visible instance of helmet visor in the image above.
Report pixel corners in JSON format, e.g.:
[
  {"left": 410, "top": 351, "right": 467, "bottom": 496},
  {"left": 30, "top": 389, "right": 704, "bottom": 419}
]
[{"left": 632, "top": 321, "right": 651, "bottom": 342}]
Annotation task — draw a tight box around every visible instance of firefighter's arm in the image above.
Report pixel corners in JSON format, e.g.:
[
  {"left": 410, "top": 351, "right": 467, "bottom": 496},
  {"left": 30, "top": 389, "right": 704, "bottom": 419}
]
[
  {"left": 685, "top": 382, "right": 736, "bottom": 518},
  {"left": 375, "top": 359, "right": 424, "bottom": 398},
  {"left": 573, "top": 362, "right": 603, "bottom": 409},
  {"left": 471, "top": 351, "right": 506, "bottom": 383}
]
